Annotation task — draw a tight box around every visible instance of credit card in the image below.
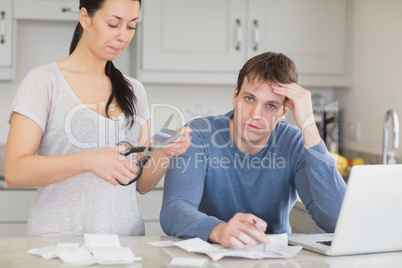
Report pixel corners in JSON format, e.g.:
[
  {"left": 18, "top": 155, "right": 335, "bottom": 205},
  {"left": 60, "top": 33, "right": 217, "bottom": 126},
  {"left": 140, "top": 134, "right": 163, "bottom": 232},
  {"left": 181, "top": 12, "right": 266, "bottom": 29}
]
[{"left": 151, "top": 128, "right": 184, "bottom": 145}]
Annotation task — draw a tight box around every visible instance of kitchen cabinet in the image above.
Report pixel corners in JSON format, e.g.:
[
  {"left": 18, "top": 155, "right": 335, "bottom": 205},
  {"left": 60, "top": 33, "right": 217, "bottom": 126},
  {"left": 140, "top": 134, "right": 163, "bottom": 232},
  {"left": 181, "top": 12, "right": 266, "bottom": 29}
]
[
  {"left": 140, "top": 0, "right": 246, "bottom": 73},
  {"left": 136, "top": 187, "right": 324, "bottom": 235},
  {"left": 0, "top": 188, "right": 164, "bottom": 237},
  {"left": 0, "top": 188, "right": 323, "bottom": 236},
  {"left": 0, "top": 0, "right": 15, "bottom": 80},
  {"left": 0, "top": 189, "right": 36, "bottom": 237},
  {"left": 136, "top": 188, "right": 165, "bottom": 236},
  {"left": 13, "top": 0, "right": 79, "bottom": 21},
  {"left": 289, "top": 199, "right": 324, "bottom": 234},
  {"left": 135, "top": 0, "right": 351, "bottom": 87}
]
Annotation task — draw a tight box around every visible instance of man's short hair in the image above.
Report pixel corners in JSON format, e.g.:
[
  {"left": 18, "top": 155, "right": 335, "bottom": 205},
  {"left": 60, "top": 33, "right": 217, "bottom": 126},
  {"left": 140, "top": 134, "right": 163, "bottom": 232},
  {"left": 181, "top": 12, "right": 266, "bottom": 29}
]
[{"left": 236, "top": 52, "right": 298, "bottom": 95}]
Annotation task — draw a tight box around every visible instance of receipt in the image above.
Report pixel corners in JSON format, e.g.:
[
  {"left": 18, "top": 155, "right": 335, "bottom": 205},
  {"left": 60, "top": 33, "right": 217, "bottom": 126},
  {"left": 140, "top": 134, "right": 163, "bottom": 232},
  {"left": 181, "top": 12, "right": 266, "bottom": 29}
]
[
  {"left": 84, "top": 233, "right": 121, "bottom": 248},
  {"left": 28, "top": 243, "right": 79, "bottom": 259},
  {"left": 92, "top": 247, "right": 142, "bottom": 264},
  {"left": 28, "top": 234, "right": 142, "bottom": 265},
  {"left": 169, "top": 257, "right": 209, "bottom": 267},
  {"left": 147, "top": 240, "right": 176, "bottom": 247},
  {"left": 172, "top": 234, "right": 302, "bottom": 261},
  {"left": 57, "top": 247, "right": 98, "bottom": 266}
]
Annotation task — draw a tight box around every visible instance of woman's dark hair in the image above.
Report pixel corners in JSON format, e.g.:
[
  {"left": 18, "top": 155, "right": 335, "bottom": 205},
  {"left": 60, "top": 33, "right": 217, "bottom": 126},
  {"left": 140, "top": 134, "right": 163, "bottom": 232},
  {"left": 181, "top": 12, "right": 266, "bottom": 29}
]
[
  {"left": 69, "top": 0, "right": 142, "bottom": 127},
  {"left": 236, "top": 52, "right": 298, "bottom": 95}
]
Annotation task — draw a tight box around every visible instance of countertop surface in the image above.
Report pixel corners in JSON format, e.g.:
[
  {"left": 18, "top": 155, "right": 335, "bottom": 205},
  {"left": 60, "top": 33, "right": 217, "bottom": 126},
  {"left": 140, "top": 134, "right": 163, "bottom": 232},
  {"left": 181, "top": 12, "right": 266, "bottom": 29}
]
[
  {"left": 0, "top": 176, "right": 36, "bottom": 191},
  {"left": 0, "top": 176, "right": 9, "bottom": 190},
  {"left": 0, "top": 177, "right": 164, "bottom": 190},
  {"left": 1, "top": 236, "right": 402, "bottom": 268}
]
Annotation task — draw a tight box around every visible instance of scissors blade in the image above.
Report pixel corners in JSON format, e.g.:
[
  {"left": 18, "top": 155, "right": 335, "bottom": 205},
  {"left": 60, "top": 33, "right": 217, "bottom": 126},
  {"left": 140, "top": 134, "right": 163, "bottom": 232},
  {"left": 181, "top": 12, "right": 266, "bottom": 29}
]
[{"left": 162, "top": 113, "right": 175, "bottom": 128}]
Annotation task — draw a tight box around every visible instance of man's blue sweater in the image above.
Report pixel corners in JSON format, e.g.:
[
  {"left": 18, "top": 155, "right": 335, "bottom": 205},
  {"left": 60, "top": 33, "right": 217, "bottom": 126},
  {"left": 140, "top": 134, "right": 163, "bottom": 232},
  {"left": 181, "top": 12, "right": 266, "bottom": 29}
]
[{"left": 160, "top": 110, "right": 346, "bottom": 241}]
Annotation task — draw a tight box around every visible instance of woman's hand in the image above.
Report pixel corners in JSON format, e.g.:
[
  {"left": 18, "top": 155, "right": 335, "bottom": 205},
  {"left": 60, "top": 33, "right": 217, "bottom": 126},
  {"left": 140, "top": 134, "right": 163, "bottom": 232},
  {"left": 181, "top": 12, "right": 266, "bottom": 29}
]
[
  {"left": 87, "top": 145, "right": 140, "bottom": 186},
  {"left": 136, "top": 126, "right": 192, "bottom": 194},
  {"left": 160, "top": 126, "right": 192, "bottom": 157}
]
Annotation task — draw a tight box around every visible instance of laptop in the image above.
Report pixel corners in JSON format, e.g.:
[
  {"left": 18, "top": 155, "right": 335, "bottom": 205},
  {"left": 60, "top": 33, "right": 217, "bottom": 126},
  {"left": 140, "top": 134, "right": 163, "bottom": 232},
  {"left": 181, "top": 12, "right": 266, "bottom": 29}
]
[{"left": 288, "top": 164, "right": 402, "bottom": 256}]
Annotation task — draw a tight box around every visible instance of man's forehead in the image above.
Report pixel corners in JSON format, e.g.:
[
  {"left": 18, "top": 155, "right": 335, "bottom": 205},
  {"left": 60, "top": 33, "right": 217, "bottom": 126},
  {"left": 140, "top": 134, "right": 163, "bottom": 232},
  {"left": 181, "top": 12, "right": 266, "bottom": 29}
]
[
  {"left": 241, "top": 78, "right": 286, "bottom": 104},
  {"left": 242, "top": 77, "right": 276, "bottom": 93},
  {"left": 244, "top": 76, "right": 278, "bottom": 88}
]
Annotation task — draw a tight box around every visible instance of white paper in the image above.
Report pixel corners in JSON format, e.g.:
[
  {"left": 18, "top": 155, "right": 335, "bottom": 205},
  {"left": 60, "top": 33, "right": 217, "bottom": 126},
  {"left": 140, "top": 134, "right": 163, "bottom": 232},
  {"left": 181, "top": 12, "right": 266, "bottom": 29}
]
[
  {"left": 92, "top": 247, "right": 142, "bottom": 264},
  {"left": 173, "top": 234, "right": 302, "bottom": 261},
  {"left": 169, "top": 257, "right": 209, "bottom": 267},
  {"left": 28, "top": 234, "right": 142, "bottom": 266},
  {"left": 263, "top": 233, "right": 288, "bottom": 250},
  {"left": 84, "top": 233, "right": 120, "bottom": 248},
  {"left": 174, "top": 238, "right": 212, "bottom": 252},
  {"left": 27, "top": 243, "right": 79, "bottom": 260},
  {"left": 57, "top": 243, "right": 80, "bottom": 249},
  {"left": 148, "top": 240, "right": 176, "bottom": 247},
  {"left": 28, "top": 246, "right": 61, "bottom": 260},
  {"left": 57, "top": 247, "right": 98, "bottom": 266}
]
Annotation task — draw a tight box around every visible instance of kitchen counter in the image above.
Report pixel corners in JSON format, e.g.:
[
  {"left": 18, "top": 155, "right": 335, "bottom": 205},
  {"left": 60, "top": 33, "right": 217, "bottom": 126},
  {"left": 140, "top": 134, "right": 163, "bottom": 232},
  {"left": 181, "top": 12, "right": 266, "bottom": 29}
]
[
  {"left": 0, "top": 176, "right": 7, "bottom": 189},
  {"left": 1, "top": 236, "right": 402, "bottom": 268}
]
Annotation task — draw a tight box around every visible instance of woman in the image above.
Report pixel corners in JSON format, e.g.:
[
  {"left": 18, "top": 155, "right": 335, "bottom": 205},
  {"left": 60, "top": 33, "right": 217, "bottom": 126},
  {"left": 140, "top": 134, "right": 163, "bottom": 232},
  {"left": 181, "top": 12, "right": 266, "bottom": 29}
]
[{"left": 4, "top": 0, "right": 191, "bottom": 236}]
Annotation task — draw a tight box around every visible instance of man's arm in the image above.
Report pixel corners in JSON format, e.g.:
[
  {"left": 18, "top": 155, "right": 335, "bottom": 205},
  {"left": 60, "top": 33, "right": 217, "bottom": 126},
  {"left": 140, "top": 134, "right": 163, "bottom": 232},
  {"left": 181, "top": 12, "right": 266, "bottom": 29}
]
[
  {"left": 272, "top": 83, "right": 321, "bottom": 148},
  {"left": 160, "top": 127, "right": 270, "bottom": 247},
  {"left": 272, "top": 83, "right": 346, "bottom": 231},
  {"left": 160, "top": 135, "right": 224, "bottom": 241},
  {"left": 295, "top": 141, "right": 346, "bottom": 232}
]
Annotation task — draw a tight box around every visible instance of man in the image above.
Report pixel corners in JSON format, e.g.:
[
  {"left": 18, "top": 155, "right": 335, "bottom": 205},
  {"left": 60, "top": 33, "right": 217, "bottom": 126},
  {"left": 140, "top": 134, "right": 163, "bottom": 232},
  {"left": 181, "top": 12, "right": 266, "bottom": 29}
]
[{"left": 160, "top": 52, "right": 346, "bottom": 249}]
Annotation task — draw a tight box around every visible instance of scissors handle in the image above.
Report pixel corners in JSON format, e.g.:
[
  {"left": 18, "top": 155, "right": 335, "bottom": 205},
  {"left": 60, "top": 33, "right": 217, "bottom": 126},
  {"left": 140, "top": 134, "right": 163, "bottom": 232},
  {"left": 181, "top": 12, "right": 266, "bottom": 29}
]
[
  {"left": 116, "top": 141, "right": 149, "bottom": 186},
  {"left": 117, "top": 141, "right": 146, "bottom": 156},
  {"left": 118, "top": 156, "right": 151, "bottom": 186}
]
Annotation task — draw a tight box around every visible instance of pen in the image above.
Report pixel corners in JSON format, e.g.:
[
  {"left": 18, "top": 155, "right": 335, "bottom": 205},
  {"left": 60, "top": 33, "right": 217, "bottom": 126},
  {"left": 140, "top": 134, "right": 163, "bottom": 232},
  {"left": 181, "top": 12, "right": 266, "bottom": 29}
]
[
  {"left": 253, "top": 219, "right": 267, "bottom": 251},
  {"left": 253, "top": 219, "right": 265, "bottom": 233}
]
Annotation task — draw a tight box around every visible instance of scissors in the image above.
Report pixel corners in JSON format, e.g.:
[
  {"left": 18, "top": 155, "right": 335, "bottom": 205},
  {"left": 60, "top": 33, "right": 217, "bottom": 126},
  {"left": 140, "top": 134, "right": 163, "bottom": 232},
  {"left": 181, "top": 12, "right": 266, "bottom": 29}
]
[
  {"left": 116, "top": 141, "right": 149, "bottom": 186},
  {"left": 117, "top": 113, "right": 181, "bottom": 186}
]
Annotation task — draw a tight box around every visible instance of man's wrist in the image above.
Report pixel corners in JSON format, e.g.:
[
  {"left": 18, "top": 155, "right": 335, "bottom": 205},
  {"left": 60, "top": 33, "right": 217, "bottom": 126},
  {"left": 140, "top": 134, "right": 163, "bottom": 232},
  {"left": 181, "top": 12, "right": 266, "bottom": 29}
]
[
  {"left": 302, "top": 123, "right": 322, "bottom": 148},
  {"left": 208, "top": 223, "right": 225, "bottom": 244}
]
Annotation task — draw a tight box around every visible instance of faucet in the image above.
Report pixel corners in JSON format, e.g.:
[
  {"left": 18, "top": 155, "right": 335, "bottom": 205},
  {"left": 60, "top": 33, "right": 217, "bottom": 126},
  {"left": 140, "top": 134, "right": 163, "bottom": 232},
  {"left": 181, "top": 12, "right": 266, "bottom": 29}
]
[{"left": 382, "top": 109, "right": 400, "bottom": 164}]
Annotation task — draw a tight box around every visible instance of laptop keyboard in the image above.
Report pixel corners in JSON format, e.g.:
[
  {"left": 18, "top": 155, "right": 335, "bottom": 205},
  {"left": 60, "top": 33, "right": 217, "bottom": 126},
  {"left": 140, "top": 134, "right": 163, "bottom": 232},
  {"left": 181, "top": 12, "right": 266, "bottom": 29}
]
[{"left": 316, "top": 240, "right": 332, "bottom": 247}]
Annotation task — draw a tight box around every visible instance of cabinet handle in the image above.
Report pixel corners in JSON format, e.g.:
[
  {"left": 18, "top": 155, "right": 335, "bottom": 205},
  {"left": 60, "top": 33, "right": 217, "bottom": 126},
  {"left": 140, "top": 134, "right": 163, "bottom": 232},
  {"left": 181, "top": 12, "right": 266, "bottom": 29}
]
[
  {"left": 0, "top": 11, "right": 5, "bottom": 44},
  {"left": 61, "top": 7, "right": 80, "bottom": 13},
  {"left": 235, "top": 19, "right": 242, "bottom": 50},
  {"left": 253, "top": 20, "right": 260, "bottom": 51}
]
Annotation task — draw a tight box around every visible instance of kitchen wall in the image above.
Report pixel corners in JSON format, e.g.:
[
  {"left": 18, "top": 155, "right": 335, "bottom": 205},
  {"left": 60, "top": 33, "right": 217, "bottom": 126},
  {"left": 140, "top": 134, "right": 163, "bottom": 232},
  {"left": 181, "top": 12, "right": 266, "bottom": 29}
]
[
  {"left": 334, "top": 0, "right": 402, "bottom": 159},
  {"left": 2, "top": 0, "right": 401, "bottom": 161},
  {"left": 0, "top": 20, "right": 77, "bottom": 143},
  {"left": 0, "top": 19, "right": 130, "bottom": 144}
]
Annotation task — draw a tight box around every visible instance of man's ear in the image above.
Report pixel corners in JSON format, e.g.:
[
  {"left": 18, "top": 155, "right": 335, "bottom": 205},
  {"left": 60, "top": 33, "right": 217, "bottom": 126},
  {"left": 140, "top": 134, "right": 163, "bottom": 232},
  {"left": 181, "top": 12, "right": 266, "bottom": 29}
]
[
  {"left": 279, "top": 106, "right": 289, "bottom": 122},
  {"left": 79, "top": 7, "right": 91, "bottom": 30},
  {"left": 232, "top": 87, "right": 239, "bottom": 108},
  {"left": 283, "top": 105, "right": 289, "bottom": 117}
]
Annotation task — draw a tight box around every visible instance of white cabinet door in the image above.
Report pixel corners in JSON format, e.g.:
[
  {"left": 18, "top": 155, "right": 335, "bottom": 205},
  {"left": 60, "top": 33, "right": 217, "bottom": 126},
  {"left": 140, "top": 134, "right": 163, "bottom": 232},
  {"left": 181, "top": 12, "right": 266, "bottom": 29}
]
[
  {"left": 0, "top": 190, "right": 37, "bottom": 237},
  {"left": 141, "top": 0, "right": 246, "bottom": 72},
  {"left": 14, "top": 0, "right": 79, "bottom": 21},
  {"left": 248, "top": 0, "right": 346, "bottom": 75},
  {"left": 289, "top": 200, "right": 324, "bottom": 234},
  {"left": 136, "top": 189, "right": 165, "bottom": 236},
  {"left": 0, "top": 0, "right": 12, "bottom": 67},
  {"left": 136, "top": 0, "right": 350, "bottom": 87},
  {"left": 0, "top": 0, "right": 13, "bottom": 80}
]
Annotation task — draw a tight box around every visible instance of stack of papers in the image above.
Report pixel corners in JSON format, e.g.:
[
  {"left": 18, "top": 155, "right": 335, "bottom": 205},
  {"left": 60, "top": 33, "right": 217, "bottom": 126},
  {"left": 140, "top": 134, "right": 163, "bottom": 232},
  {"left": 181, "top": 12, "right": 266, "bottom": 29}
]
[
  {"left": 149, "top": 233, "right": 302, "bottom": 261},
  {"left": 28, "top": 234, "right": 142, "bottom": 266}
]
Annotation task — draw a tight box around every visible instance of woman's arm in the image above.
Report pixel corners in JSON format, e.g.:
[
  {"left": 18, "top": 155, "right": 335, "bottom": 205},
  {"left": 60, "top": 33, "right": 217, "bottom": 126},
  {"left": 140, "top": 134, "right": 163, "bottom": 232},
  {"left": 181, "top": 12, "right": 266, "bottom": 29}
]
[
  {"left": 136, "top": 122, "right": 191, "bottom": 194},
  {"left": 4, "top": 113, "right": 138, "bottom": 188}
]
